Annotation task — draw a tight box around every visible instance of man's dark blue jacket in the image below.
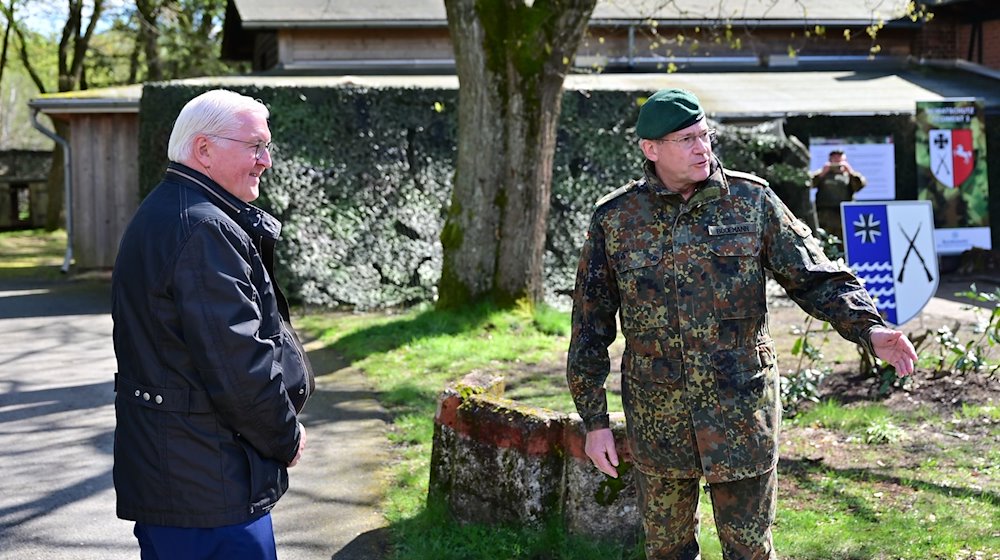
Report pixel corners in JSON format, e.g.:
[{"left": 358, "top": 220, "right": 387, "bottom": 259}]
[{"left": 112, "top": 162, "right": 314, "bottom": 528}]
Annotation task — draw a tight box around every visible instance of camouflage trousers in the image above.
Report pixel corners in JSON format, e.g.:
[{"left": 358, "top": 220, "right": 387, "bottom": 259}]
[
  {"left": 815, "top": 207, "right": 844, "bottom": 239},
  {"left": 635, "top": 468, "right": 777, "bottom": 560}
]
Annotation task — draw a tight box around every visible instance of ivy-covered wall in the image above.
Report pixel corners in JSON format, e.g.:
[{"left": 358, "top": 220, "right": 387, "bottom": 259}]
[
  {"left": 140, "top": 84, "right": 648, "bottom": 309},
  {"left": 139, "top": 83, "right": 944, "bottom": 309},
  {"left": 140, "top": 84, "right": 459, "bottom": 309}
]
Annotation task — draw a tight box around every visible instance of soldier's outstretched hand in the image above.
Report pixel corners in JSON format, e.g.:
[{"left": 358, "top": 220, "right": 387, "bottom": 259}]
[
  {"left": 870, "top": 327, "right": 918, "bottom": 376},
  {"left": 585, "top": 428, "right": 620, "bottom": 478}
]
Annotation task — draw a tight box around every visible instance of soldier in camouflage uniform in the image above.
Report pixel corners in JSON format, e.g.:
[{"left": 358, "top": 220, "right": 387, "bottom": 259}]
[
  {"left": 566, "top": 89, "right": 917, "bottom": 560},
  {"left": 810, "top": 150, "right": 866, "bottom": 238}
]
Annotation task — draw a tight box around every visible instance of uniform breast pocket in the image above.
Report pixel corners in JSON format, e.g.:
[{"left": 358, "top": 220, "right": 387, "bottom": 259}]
[
  {"left": 614, "top": 249, "right": 668, "bottom": 332},
  {"left": 709, "top": 234, "right": 765, "bottom": 319}
]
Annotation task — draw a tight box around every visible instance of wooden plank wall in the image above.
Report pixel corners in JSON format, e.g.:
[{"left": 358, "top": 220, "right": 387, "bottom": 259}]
[
  {"left": 280, "top": 28, "right": 453, "bottom": 66},
  {"left": 69, "top": 113, "right": 140, "bottom": 269}
]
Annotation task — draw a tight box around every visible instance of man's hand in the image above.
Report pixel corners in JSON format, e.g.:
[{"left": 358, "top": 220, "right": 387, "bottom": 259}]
[
  {"left": 585, "top": 428, "right": 620, "bottom": 478},
  {"left": 288, "top": 422, "right": 307, "bottom": 467},
  {"left": 870, "top": 327, "right": 918, "bottom": 376}
]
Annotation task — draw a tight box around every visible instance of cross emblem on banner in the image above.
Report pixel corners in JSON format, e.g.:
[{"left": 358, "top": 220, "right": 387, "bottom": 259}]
[
  {"left": 932, "top": 132, "right": 950, "bottom": 149},
  {"left": 852, "top": 213, "right": 882, "bottom": 244}
]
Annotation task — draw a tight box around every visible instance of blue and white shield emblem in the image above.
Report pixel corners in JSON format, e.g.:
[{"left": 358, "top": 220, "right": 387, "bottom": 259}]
[{"left": 842, "top": 201, "right": 939, "bottom": 327}]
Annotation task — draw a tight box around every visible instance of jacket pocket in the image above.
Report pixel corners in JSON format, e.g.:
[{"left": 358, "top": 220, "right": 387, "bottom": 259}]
[
  {"left": 711, "top": 345, "right": 779, "bottom": 466},
  {"left": 614, "top": 249, "right": 668, "bottom": 332},
  {"left": 280, "top": 324, "right": 314, "bottom": 414},
  {"left": 236, "top": 435, "right": 288, "bottom": 516},
  {"left": 620, "top": 353, "right": 698, "bottom": 471},
  {"left": 709, "top": 234, "right": 765, "bottom": 319},
  {"left": 622, "top": 353, "right": 682, "bottom": 388}
]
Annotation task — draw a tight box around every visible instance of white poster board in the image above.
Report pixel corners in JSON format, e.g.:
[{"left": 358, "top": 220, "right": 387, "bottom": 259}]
[{"left": 808, "top": 137, "right": 896, "bottom": 202}]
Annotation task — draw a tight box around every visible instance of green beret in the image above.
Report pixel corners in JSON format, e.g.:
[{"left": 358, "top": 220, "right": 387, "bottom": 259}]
[{"left": 636, "top": 88, "right": 705, "bottom": 139}]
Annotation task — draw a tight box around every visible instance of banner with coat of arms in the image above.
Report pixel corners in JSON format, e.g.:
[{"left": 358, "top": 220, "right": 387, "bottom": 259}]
[
  {"left": 842, "top": 201, "right": 938, "bottom": 327},
  {"left": 915, "top": 98, "right": 991, "bottom": 255},
  {"left": 928, "top": 128, "right": 974, "bottom": 188}
]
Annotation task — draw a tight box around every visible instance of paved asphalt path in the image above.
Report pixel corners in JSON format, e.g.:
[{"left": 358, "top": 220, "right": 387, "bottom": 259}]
[{"left": 0, "top": 277, "right": 391, "bottom": 559}]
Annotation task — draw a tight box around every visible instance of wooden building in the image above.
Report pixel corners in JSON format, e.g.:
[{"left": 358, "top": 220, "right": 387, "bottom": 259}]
[
  {"left": 220, "top": 0, "right": 955, "bottom": 74},
  {"left": 28, "top": 86, "right": 141, "bottom": 269},
  {"left": 918, "top": 0, "right": 1000, "bottom": 71}
]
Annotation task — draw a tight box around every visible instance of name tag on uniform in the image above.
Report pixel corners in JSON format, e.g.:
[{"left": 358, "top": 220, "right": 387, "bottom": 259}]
[{"left": 708, "top": 223, "right": 755, "bottom": 235}]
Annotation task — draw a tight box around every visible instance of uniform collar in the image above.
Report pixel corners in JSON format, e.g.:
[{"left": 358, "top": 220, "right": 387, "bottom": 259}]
[
  {"left": 642, "top": 157, "right": 730, "bottom": 205},
  {"left": 165, "top": 162, "right": 282, "bottom": 240}
]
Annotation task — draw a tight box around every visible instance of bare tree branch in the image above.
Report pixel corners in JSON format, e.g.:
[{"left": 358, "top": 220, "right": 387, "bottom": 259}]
[{"left": 11, "top": 19, "right": 45, "bottom": 93}]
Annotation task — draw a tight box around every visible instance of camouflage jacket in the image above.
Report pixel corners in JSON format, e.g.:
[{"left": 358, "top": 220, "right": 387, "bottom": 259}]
[
  {"left": 567, "top": 160, "right": 885, "bottom": 482},
  {"left": 810, "top": 168, "right": 866, "bottom": 209}
]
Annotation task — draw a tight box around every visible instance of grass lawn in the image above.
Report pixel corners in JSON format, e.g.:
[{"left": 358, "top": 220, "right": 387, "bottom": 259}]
[
  {"left": 298, "top": 304, "right": 999, "bottom": 560},
  {"left": 0, "top": 229, "right": 67, "bottom": 279}
]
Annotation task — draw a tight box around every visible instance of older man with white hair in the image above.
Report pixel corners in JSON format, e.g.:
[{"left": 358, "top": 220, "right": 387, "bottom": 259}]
[{"left": 112, "top": 89, "right": 314, "bottom": 559}]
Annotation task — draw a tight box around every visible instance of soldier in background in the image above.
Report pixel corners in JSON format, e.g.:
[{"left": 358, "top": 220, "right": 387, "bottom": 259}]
[
  {"left": 566, "top": 89, "right": 916, "bottom": 560},
  {"left": 810, "top": 149, "right": 867, "bottom": 238}
]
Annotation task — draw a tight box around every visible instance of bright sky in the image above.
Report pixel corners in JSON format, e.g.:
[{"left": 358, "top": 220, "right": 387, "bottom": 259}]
[{"left": 13, "top": 0, "right": 130, "bottom": 37}]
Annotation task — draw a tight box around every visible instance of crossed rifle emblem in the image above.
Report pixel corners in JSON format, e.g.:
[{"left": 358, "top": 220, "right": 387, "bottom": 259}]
[{"left": 897, "top": 223, "right": 934, "bottom": 283}]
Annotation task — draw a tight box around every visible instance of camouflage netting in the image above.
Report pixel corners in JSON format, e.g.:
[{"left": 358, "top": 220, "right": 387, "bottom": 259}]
[{"left": 140, "top": 83, "right": 904, "bottom": 309}]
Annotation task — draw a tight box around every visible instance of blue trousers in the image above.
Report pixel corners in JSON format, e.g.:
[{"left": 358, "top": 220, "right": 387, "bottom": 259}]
[{"left": 133, "top": 513, "right": 278, "bottom": 560}]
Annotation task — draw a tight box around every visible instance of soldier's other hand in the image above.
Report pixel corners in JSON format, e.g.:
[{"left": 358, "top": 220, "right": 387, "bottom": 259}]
[
  {"left": 585, "top": 428, "right": 619, "bottom": 478},
  {"left": 870, "top": 327, "right": 918, "bottom": 377}
]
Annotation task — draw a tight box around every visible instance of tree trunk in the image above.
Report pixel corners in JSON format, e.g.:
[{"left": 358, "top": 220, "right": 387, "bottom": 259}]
[
  {"left": 0, "top": 0, "right": 15, "bottom": 89},
  {"left": 134, "top": 0, "right": 164, "bottom": 81},
  {"left": 438, "top": 0, "right": 596, "bottom": 308}
]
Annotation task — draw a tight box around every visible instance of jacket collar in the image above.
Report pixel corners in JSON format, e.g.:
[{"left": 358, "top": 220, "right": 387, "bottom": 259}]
[
  {"left": 165, "top": 162, "right": 282, "bottom": 240},
  {"left": 642, "top": 157, "right": 730, "bottom": 206}
]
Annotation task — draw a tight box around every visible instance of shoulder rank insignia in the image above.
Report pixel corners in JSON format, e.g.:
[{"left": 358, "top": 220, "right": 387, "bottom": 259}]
[
  {"left": 595, "top": 179, "right": 640, "bottom": 207},
  {"left": 723, "top": 168, "right": 769, "bottom": 188}
]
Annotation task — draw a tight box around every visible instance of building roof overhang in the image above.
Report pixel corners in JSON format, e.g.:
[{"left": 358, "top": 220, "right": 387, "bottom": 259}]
[
  {"left": 27, "top": 85, "right": 142, "bottom": 115},
  {"left": 28, "top": 60, "right": 999, "bottom": 120},
  {"left": 228, "top": 0, "right": 921, "bottom": 30}
]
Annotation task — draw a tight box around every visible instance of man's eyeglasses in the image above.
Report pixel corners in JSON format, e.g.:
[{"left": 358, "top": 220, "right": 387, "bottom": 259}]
[
  {"left": 208, "top": 134, "right": 271, "bottom": 160},
  {"left": 655, "top": 129, "right": 717, "bottom": 150}
]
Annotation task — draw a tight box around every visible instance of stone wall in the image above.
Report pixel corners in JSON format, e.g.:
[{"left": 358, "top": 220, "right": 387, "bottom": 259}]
[{"left": 429, "top": 372, "right": 641, "bottom": 543}]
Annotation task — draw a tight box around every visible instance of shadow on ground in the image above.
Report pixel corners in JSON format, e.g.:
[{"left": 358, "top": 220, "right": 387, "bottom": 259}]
[{"left": 331, "top": 527, "right": 391, "bottom": 559}]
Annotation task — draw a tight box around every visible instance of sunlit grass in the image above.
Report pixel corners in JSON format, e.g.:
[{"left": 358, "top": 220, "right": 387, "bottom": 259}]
[
  {"left": 792, "top": 399, "right": 895, "bottom": 433},
  {"left": 298, "top": 310, "right": 999, "bottom": 559},
  {"left": 0, "top": 228, "right": 66, "bottom": 277}
]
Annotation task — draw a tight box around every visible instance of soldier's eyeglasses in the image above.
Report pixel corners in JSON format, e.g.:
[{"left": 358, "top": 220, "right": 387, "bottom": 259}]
[
  {"left": 208, "top": 134, "right": 272, "bottom": 160},
  {"left": 655, "top": 129, "right": 717, "bottom": 150}
]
